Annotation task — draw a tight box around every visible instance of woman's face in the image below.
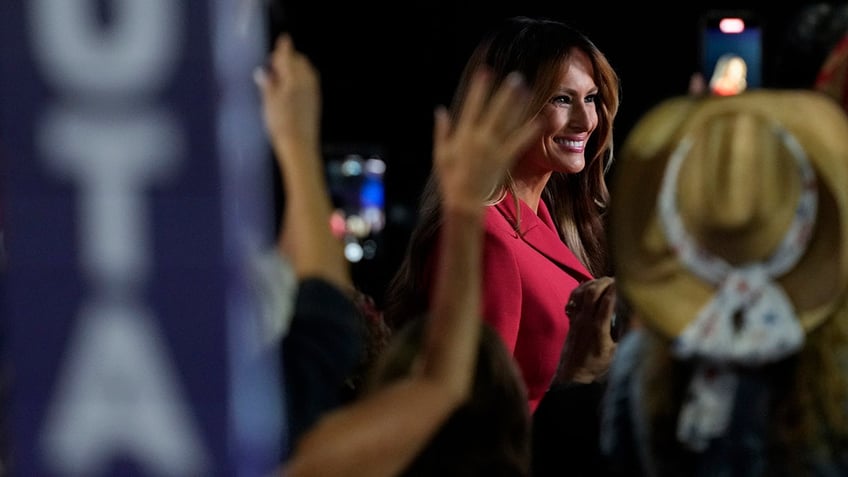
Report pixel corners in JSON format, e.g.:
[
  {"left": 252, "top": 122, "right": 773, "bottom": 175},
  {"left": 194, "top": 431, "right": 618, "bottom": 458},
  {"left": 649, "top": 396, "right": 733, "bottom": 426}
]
[{"left": 521, "top": 47, "right": 599, "bottom": 176}]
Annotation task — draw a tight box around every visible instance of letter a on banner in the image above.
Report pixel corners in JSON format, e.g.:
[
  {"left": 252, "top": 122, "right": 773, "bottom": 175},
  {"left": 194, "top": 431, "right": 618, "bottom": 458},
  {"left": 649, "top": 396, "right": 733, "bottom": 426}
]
[{"left": 40, "top": 300, "right": 209, "bottom": 476}]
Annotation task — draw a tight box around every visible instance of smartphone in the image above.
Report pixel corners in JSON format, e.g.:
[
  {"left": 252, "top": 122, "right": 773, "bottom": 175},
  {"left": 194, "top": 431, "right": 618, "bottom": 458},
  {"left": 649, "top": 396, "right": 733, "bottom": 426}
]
[
  {"left": 324, "top": 143, "right": 387, "bottom": 263},
  {"left": 700, "top": 10, "right": 763, "bottom": 95}
]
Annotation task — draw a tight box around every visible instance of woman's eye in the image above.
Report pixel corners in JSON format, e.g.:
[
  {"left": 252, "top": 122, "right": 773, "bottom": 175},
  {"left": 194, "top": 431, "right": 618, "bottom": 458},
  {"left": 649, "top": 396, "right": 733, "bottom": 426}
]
[{"left": 552, "top": 95, "right": 571, "bottom": 105}]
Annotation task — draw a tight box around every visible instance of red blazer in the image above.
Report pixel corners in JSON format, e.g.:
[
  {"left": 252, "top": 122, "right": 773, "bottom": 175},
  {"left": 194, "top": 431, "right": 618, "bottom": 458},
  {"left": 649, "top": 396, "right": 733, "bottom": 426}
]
[{"left": 482, "top": 192, "right": 593, "bottom": 413}]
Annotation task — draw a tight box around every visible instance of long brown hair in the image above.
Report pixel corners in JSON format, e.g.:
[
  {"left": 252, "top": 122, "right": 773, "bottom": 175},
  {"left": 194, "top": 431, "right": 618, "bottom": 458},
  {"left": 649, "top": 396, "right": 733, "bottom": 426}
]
[{"left": 383, "top": 16, "right": 620, "bottom": 329}]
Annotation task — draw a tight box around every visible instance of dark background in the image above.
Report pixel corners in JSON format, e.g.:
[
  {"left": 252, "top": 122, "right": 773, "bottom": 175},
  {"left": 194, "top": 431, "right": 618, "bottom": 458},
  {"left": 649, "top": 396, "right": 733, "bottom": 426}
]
[{"left": 270, "top": 1, "right": 846, "bottom": 304}]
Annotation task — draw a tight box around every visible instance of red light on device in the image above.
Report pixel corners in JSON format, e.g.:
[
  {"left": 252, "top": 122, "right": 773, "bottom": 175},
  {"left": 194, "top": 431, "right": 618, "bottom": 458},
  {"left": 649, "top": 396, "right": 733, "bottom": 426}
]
[{"left": 719, "top": 17, "right": 745, "bottom": 34}]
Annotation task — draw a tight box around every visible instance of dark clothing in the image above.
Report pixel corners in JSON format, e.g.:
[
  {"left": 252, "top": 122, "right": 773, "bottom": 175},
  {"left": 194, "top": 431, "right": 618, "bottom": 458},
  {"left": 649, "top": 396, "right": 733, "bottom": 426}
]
[
  {"left": 281, "top": 278, "right": 364, "bottom": 456},
  {"left": 600, "top": 329, "right": 848, "bottom": 477},
  {"left": 531, "top": 380, "right": 609, "bottom": 477}
]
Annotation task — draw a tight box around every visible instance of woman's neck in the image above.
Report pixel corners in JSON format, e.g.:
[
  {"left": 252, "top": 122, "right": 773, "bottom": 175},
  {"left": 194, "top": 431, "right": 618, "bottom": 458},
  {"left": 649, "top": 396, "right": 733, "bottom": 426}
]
[{"left": 510, "top": 169, "right": 552, "bottom": 214}]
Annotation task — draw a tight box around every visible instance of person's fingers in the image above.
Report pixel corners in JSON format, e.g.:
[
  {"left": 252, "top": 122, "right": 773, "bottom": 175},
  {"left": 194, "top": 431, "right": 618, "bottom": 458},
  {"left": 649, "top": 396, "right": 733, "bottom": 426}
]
[
  {"left": 689, "top": 72, "right": 707, "bottom": 96},
  {"left": 569, "top": 278, "right": 616, "bottom": 343},
  {"left": 559, "top": 278, "right": 618, "bottom": 383},
  {"left": 258, "top": 34, "right": 295, "bottom": 94},
  {"left": 483, "top": 72, "right": 526, "bottom": 131},
  {"left": 596, "top": 283, "right": 616, "bottom": 326},
  {"left": 592, "top": 283, "right": 617, "bottom": 353},
  {"left": 502, "top": 116, "right": 543, "bottom": 162},
  {"left": 570, "top": 276, "right": 613, "bottom": 309},
  {"left": 278, "top": 33, "right": 294, "bottom": 61},
  {"left": 598, "top": 279, "right": 616, "bottom": 308},
  {"left": 454, "top": 66, "right": 492, "bottom": 135},
  {"left": 480, "top": 72, "right": 541, "bottom": 164},
  {"left": 432, "top": 105, "right": 450, "bottom": 160},
  {"left": 268, "top": 33, "right": 293, "bottom": 81},
  {"left": 275, "top": 32, "right": 291, "bottom": 50}
]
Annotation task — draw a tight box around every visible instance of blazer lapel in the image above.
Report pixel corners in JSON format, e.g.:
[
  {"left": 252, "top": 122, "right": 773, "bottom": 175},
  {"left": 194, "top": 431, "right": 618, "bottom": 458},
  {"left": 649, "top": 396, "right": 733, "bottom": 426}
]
[{"left": 495, "top": 192, "right": 594, "bottom": 282}]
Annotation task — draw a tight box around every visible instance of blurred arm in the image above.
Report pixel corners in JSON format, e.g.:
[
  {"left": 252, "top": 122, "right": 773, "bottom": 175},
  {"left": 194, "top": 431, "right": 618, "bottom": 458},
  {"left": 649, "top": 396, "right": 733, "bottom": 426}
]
[
  {"left": 255, "top": 33, "right": 351, "bottom": 292},
  {"left": 282, "top": 68, "right": 541, "bottom": 477}
]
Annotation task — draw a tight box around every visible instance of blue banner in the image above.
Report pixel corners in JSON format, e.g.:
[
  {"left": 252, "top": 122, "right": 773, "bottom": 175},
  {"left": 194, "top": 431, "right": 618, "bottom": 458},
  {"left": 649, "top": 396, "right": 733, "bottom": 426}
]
[{"left": 1, "top": 1, "right": 279, "bottom": 475}]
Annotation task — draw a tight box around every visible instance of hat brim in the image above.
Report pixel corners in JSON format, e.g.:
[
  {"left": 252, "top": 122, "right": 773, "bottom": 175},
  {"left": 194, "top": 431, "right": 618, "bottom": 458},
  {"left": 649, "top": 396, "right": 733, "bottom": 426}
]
[{"left": 611, "top": 91, "right": 848, "bottom": 338}]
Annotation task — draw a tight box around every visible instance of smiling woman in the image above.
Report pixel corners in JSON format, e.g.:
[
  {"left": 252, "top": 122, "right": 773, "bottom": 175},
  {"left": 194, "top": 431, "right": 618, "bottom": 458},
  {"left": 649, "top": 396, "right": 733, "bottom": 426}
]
[{"left": 383, "top": 15, "right": 622, "bottom": 416}]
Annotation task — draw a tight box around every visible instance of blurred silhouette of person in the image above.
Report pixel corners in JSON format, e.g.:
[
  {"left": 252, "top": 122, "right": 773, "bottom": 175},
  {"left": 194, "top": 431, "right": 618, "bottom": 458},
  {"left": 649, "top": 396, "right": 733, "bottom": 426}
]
[
  {"left": 601, "top": 89, "right": 848, "bottom": 476},
  {"left": 253, "top": 31, "right": 365, "bottom": 457},
  {"left": 383, "top": 15, "right": 621, "bottom": 415},
  {"left": 366, "top": 317, "right": 531, "bottom": 476},
  {"left": 257, "top": 30, "right": 543, "bottom": 477}
]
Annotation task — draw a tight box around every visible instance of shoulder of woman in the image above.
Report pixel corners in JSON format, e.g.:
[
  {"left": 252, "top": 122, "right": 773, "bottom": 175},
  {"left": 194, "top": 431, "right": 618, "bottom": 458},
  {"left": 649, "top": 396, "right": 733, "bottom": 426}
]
[{"left": 483, "top": 203, "right": 520, "bottom": 236}]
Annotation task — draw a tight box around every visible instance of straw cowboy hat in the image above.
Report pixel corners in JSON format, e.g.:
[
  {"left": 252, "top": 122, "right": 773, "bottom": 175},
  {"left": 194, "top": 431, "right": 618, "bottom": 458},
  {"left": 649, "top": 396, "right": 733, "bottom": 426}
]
[{"left": 610, "top": 90, "right": 848, "bottom": 341}]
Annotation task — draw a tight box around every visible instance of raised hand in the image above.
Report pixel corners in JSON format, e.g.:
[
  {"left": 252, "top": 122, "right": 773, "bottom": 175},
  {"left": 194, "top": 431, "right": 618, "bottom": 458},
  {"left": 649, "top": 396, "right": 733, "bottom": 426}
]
[
  {"left": 433, "top": 67, "right": 542, "bottom": 213},
  {"left": 255, "top": 34, "right": 349, "bottom": 289},
  {"left": 280, "top": 66, "right": 542, "bottom": 477},
  {"left": 255, "top": 33, "right": 322, "bottom": 160}
]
